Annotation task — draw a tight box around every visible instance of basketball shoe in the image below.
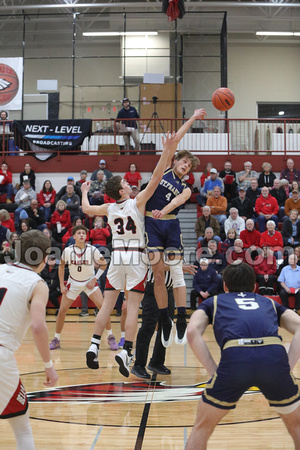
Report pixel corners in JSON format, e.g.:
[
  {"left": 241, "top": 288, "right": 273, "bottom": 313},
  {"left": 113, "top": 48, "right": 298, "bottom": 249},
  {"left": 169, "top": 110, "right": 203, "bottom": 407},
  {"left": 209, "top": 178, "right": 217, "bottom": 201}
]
[
  {"left": 175, "top": 315, "right": 187, "bottom": 345},
  {"left": 161, "top": 317, "right": 174, "bottom": 348},
  {"left": 107, "top": 334, "right": 118, "bottom": 351},
  {"left": 49, "top": 337, "right": 60, "bottom": 350},
  {"left": 86, "top": 344, "right": 99, "bottom": 369},
  {"left": 115, "top": 349, "right": 134, "bottom": 378}
]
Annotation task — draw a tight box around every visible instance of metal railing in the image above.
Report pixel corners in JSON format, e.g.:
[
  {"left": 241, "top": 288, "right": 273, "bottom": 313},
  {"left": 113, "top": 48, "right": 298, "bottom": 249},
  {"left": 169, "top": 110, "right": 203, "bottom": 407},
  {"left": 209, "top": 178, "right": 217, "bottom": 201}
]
[{"left": 2, "top": 118, "right": 300, "bottom": 158}]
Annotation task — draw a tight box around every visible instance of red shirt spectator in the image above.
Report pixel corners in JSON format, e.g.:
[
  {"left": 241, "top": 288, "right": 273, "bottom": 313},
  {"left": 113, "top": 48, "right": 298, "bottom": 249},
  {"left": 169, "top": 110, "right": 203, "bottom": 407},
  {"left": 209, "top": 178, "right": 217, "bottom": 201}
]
[
  {"left": 200, "top": 162, "right": 213, "bottom": 187},
  {"left": 124, "top": 163, "right": 142, "bottom": 189},
  {"left": 39, "top": 181, "right": 56, "bottom": 207},
  {"left": 90, "top": 217, "right": 111, "bottom": 246},
  {"left": 0, "top": 163, "right": 12, "bottom": 186},
  {"left": 260, "top": 221, "right": 283, "bottom": 250},
  {"left": 183, "top": 172, "right": 195, "bottom": 191},
  {"left": 0, "top": 210, "right": 15, "bottom": 231},
  {"left": 240, "top": 219, "right": 261, "bottom": 249},
  {"left": 51, "top": 203, "right": 71, "bottom": 231},
  {"left": 255, "top": 190, "right": 279, "bottom": 216}
]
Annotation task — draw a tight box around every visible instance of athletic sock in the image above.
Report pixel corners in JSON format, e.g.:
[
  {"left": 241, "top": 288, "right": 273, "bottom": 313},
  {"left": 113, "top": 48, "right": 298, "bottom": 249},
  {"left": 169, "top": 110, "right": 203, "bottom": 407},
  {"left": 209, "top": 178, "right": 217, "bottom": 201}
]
[
  {"left": 54, "top": 333, "right": 61, "bottom": 340},
  {"left": 123, "top": 340, "right": 133, "bottom": 357},
  {"left": 106, "top": 329, "right": 113, "bottom": 337},
  {"left": 177, "top": 307, "right": 186, "bottom": 317},
  {"left": 91, "top": 334, "right": 101, "bottom": 349},
  {"left": 160, "top": 307, "right": 170, "bottom": 322},
  {"left": 120, "top": 331, "right": 125, "bottom": 338}
]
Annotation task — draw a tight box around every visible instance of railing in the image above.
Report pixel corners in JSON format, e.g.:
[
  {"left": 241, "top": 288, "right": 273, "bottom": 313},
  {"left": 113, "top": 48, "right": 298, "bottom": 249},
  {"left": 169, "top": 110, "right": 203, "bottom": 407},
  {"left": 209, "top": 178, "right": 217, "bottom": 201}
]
[{"left": 2, "top": 118, "right": 300, "bottom": 158}]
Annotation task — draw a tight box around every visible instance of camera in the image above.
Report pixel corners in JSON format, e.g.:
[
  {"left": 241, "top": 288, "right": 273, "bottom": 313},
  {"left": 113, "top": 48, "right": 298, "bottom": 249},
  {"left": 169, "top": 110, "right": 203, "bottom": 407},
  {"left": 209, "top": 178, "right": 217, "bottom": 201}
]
[{"left": 152, "top": 96, "right": 158, "bottom": 104}]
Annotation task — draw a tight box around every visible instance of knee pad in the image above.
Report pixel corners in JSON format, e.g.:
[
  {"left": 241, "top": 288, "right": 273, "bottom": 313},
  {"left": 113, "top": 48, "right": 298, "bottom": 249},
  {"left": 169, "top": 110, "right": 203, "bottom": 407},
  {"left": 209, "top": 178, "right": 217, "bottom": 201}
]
[{"left": 169, "top": 260, "right": 185, "bottom": 288}]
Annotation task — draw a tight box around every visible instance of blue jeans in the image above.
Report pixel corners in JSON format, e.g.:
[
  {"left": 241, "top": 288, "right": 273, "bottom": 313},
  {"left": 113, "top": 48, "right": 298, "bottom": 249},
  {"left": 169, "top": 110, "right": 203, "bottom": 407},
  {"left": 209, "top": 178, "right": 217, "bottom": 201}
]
[
  {"left": 0, "top": 183, "right": 13, "bottom": 199},
  {"left": 40, "top": 206, "right": 52, "bottom": 222},
  {"left": 257, "top": 215, "right": 279, "bottom": 233}
]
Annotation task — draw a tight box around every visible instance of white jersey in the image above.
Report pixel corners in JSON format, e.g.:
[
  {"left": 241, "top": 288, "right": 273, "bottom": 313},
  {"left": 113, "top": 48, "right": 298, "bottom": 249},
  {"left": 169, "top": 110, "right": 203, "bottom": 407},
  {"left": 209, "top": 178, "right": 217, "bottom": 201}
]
[
  {"left": 62, "top": 244, "right": 102, "bottom": 282},
  {"left": 107, "top": 198, "right": 145, "bottom": 249},
  {"left": 0, "top": 263, "right": 45, "bottom": 352}
]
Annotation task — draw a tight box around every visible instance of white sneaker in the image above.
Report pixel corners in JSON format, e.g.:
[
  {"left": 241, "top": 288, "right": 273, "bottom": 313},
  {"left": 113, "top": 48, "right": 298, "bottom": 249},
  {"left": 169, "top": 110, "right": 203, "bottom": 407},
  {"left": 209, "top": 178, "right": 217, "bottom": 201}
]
[
  {"left": 115, "top": 349, "right": 133, "bottom": 378},
  {"left": 86, "top": 344, "right": 99, "bottom": 370}
]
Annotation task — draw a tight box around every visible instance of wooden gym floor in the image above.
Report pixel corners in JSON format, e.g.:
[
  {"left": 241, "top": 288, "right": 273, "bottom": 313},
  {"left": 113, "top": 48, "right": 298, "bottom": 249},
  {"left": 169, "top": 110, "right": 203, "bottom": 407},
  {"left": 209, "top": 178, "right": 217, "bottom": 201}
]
[{"left": 0, "top": 311, "right": 298, "bottom": 449}]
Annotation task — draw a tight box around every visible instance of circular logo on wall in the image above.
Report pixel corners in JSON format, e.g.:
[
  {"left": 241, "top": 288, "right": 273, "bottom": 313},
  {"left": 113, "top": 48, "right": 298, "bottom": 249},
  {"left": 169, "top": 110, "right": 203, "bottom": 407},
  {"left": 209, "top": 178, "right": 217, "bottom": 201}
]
[{"left": 0, "top": 63, "right": 19, "bottom": 106}]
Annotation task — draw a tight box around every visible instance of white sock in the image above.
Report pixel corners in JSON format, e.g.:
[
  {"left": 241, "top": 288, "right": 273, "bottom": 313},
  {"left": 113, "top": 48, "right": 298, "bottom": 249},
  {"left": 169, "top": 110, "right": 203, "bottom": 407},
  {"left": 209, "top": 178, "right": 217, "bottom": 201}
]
[
  {"left": 55, "top": 333, "right": 61, "bottom": 340},
  {"left": 121, "top": 331, "right": 125, "bottom": 338},
  {"left": 106, "top": 329, "right": 113, "bottom": 337},
  {"left": 9, "top": 410, "right": 35, "bottom": 450}
]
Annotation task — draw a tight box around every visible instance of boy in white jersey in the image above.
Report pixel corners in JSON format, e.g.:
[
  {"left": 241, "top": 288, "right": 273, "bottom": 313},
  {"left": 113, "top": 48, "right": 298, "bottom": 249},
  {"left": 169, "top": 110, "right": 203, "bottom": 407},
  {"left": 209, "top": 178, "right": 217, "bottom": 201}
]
[
  {"left": 49, "top": 225, "right": 116, "bottom": 350},
  {"left": 81, "top": 118, "right": 205, "bottom": 377},
  {"left": 0, "top": 230, "right": 58, "bottom": 449}
]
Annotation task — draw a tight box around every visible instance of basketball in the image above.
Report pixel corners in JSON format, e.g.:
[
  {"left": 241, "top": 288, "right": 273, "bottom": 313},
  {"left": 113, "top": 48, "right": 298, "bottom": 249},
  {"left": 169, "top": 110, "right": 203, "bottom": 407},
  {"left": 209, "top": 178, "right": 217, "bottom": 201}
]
[
  {"left": 212, "top": 87, "right": 235, "bottom": 111},
  {"left": 0, "top": 63, "right": 19, "bottom": 106}
]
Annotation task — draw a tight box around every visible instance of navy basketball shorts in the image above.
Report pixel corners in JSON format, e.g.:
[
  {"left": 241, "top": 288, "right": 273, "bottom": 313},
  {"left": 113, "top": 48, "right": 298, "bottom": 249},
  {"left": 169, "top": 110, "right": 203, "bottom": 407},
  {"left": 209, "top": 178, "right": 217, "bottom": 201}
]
[
  {"left": 203, "top": 346, "right": 300, "bottom": 411},
  {"left": 145, "top": 217, "right": 183, "bottom": 255}
]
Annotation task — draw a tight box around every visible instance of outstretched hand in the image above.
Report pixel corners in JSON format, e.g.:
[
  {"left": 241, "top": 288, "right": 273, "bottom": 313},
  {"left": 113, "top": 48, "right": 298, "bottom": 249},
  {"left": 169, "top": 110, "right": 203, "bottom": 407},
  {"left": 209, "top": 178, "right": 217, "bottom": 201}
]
[
  {"left": 193, "top": 108, "right": 207, "bottom": 121},
  {"left": 81, "top": 181, "right": 91, "bottom": 193},
  {"left": 161, "top": 131, "right": 180, "bottom": 150}
]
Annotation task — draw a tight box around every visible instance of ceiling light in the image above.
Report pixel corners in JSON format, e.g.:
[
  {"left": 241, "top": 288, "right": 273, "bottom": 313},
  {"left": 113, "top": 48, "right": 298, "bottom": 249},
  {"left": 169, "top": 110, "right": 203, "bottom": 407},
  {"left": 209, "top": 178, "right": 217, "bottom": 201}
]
[
  {"left": 256, "top": 31, "right": 294, "bottom": 36},
  {"left": 83, "top": 31, "right": 158, "bottom": 37},
  {"left": 278, "top": 111, "right": 285, "bottom": 116}
]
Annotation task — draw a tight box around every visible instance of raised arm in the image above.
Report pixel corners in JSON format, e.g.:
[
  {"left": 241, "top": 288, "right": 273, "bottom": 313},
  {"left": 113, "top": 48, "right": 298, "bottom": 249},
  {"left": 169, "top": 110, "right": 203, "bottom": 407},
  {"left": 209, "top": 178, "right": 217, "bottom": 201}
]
[
  {"left": 151, "top": 188, "right": 191, "bottom": 219},
  {"left": 81, "top": 181, "right": 109, "bottom": 216}
]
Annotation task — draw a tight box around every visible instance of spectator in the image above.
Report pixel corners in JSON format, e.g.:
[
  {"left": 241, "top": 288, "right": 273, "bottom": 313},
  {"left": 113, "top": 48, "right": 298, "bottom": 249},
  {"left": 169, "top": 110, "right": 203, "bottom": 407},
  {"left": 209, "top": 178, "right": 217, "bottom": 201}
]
[
  {"left": 0, "top": 209, "right": 15, "bottom": 231},
  {"left": 0, "top": 222, "right": 11, "bottom": 245},
  {"left": 246, "top": 179, "right": 261, "bottom": 214},
  {"left": 124, "top": 163, "right": 142, "bottom": 190},
  {"left": 24, "top": 199, "right": 47, "bottom": 231},
  {"left": 117, "top": 98, "right": 140, "bottom": 153},
  {"left": 224, "top": 207, "right": 245, "bottom": 237},
  {"left": 130, "top": 186, "right": 139, "bottom": 199},
  {"left": 205, "top": 239, "right": 227, "bottom": 287},
  {"left": 190, "top": 258, "right": 219, "bottom": 310},
  {"left": 278, "top": 254, "right": 300, "bottom": 312},
  {"left": 62, "top": 217, "right": 90, "bottom": 247},
  {"left": 197, "top": 227, "right": 219, "bottom": 255},
  {"left": 39, "top": 180, "right": 56, "bottom": 222},
  {"left": 19, "top": 162, "right": 36, "bottom": 190},
  {"left": 280, "top": 178, "right": 290, "bottom": 197},
  {"left": 14, "top": 179, "right": 37, "bottom": 228},
  {"left": 289, "top": 181, "right": 300, "bottom": 197},
  {"left": 201, "top": 168, "right": 224, "bottom": 200},
  {"left": 0, "top": 238, "right": 15, "bottom": 264},
  {"left": 230, "top": 187, "right": 253, "bottom": 220},
  {"left": 260, "top": 220, "right": 283, "bottom": 253},
  {"left": 40, "top": 254, "right": 61, "bottom": 316},
  {"left": 194, "top": 205, "right": 221, "bottom": 243},
  {"left": 280, "top": 158, "right": 300, "bottom": 190},
  {"left": 254, "top": 246, "right": 277, "bottom": 296},
  {"left": 220, "top": 228, "right": 237, "bottom": 255},
  {"left": 50, "top": 200, "right": 71, "bottom": 243},
  {"left": 0, "top": 111, "right": 12, "bottom": 152},
  {"left": 90, "top": 216, "right": 111, "bottom": 248},
  {"left": 240, "top": 218, "right": 261, "bottom": 251},
  {"left": 0, "top": 162, "right": 13, "bottom": 203},
  {"left": 257, "top": 162, "right": 276, "bottom": 189},
  {"left": 219, "top": 160, "right": 237, "bottom": 202},
  {"left": 88, "top": 170, "right": 106, "bottom": 205},
  {"left": 206, "top": 186, "right": 227, "bottom": 227},
  {"left": 55, "top": 176, "right": 82, "bottom": 204},
  {"left": 284, "top": 189, "right": 300, "bottom": 217},
  {"left": 255, "top": 186, "right": 279, "bottom": 232},
  {"left": 19, "top": 219, "right": 31, "bottom": 235},
  {"left": 76, "top": 170, "right": 88, "bottom": 187},
  {"left": 61, "top": 184, "right": 81, "bottom": 221},
  {"left": 227, "top": 238, "right": 247, "bottom": 264},
  {"left": 91, "top": 159, "right": 113, "bottom": 181},
  {"left": 183, "top": 171, "right": 196, "bottom": 192},
  {"left": 276, "top": 246, "right": 300, "bottom": 278},
  {"left": 200, "top": 162, "right": 213, "bottom": 187},
  {"left": 42, "top": 227, "right": 60, "bottom": 254},
  {"left": 270, "top": 178, "right": 287, "bottom": 222},
  {"left": 238, "top": 161, "right": 258, "bottom": 190},
  {"left": 281, "top": 209, "right": 300, "bottom": 247}
]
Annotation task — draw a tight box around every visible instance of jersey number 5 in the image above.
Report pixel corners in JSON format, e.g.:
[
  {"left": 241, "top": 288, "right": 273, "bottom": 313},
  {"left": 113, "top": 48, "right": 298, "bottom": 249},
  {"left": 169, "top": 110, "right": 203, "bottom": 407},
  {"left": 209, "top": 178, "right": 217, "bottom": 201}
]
[
  {"left": 235, "top": 297, "right": 259, "bottom": 310},
  {"left": 114, "top": 216, "right": 137, "bottom": 235}
]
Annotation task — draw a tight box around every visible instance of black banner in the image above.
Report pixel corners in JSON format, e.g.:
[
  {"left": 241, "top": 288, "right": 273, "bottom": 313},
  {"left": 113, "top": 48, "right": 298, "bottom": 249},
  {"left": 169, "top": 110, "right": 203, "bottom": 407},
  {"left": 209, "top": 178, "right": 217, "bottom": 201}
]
[{"left": 14, "top": 119, "right": 91, "bottom": 160}]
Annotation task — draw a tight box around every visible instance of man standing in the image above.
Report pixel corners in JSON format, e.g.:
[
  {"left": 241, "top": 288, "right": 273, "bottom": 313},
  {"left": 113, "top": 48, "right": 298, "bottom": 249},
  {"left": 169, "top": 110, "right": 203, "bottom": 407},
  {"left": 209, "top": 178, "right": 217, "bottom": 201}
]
[
  {"left": 219, "top": 161, "right": 237, "bottom": 202},
  {"left": 117, "top": 98, "right": 140, "bottom": 152},
  {"left": 186, "top": 262, "right": 300, "bottom": 450}
]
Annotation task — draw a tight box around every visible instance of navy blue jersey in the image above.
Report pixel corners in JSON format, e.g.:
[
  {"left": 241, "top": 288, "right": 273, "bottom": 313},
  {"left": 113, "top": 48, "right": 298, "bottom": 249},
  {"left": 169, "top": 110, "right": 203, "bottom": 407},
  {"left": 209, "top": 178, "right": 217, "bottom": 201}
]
[
  {"left": 146, "top": 168, "right": 187, "bottom": 216},
  {"left": 199, "top": 292, "right": 287, "bottom": 350}
]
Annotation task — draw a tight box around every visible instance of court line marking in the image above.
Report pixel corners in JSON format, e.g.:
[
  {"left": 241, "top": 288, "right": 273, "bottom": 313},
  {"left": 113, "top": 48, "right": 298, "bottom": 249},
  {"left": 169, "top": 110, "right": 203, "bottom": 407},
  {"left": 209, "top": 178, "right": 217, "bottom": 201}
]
[
  {"left": 134, "top": 373, "right": 157, "bottom": 450},
  {"left": 90, "top": 425, "right": 103, "bottom": 449}
]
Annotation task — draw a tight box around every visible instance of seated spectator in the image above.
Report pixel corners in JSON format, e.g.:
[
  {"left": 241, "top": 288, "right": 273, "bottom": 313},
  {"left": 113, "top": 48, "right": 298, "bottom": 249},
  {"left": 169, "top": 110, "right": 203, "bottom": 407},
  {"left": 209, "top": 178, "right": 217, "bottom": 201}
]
[
  {"left": 200, "top": 162, "right": 213, "bottom": 188},
  {"left": 206, "top": 186, "right": 227, "bottom": 227},
  {"left": 289, "top": 181, "right": 300, "bottom": 197},
  {"left": 281, "top": 209, "right": 300, "bottom": 247},
  {"left": 219, "top": 160, "right": 237, "bottom": 203},
  {"left": 183, "top": 171, "right": 196, "bottom": 192},
  {"left": 270, "top": 178, "right": 287, "bottom": 222},
  {"left": 40, "top": 254, "right": 61, "bottom": 316},
  {"left": 19, "top": 162, "right": 35, "bottom": 190},
  {"left": 84, "top": 213, "right": 95, "bottom": 230},
  {"left": 0, "top": 209, "right": 15, "bottom": 231},
  {"left": 280, "top": 158, "right": 300, "bottom": 191},
  {"left": 91, "top": 159, "right": 113, "bottom": 181},
  {"left": 284, "top": 189, "right": 300, "bottom": 217},
  {"left": 0, "top": 222, "right": 11, "bottom": 246},
  {"left": 63, "top": 217, "right": 90, "bottom": 247},
  {"left": 0, "top": 238, "right": 15, "bottom": 264},
  {"left": 130, "top": 186, "right": 139, "bottom": 199},
  {"left": 246, "top": 179, "right": 261, "bottom": 215},
  {"left": 42, "top": 227, "right": 60, "bottom": 253},
  {"left": 14, "top": 179, "right": 37, "bottom": 228},
  {"left": 24, "top": 199, "right": 47, "bottom": 231},
  {"left": 254, "top": 246, "right": 277, "bottom": 296},
  {"left": 224, "top": 207, "right": 245, "bottom": 237},
  {"left": 255, "top": 186, "right": 279, "bottom": 232},
  {"left": 197, "top": 227, "right": 220, "bottom": 253},
  {"left": 205, "top": 239, "right": 227, "bottom": 287},
  {"left": 260, "top": 220, "right": 283, "bottom": 254},
  {"left": 257, "top": 162, "right": 276, "bottom": 189},
  {"left": 88, "top": 170, "right": 106, "bottom": 205},
  {"left": 195, "top": 205, "right": 221, "bottom": 243},
  {"left": 230, "top": 187, "right": 253, "bottom": 221},
  {"left": 276, "top": 246, "right": 300, "bottom": 278},
  {"left": 76, "top": 170, "right": 88, "bottom": 187},
  {"left": 19, "top": 218, "right": 31, "bottom": 235},
  {"left": 201, "top": 168, "right": 224, "bottom": 200},
  {"left": 90, "top": 216, "right": 111, "bottom": 248},
  {"left": 280, "top": 178, "right": 289, "bottom": 197},
  {"left": 278, "top": 254, "right": 300, "bottom": 312},
  {"left": 240, "top": 218, "right": 261, "bottom": 252},
  {"left": 51, "top": 200, "right": 71, "bottom": 243},
  {"left": 39, "top": 180, "right": 56, "bottom": 222},
  {"left": 55, "top": 176, "right": 82, "bottom": 204},
  {"left": 221, "top": 228, "right": 237, "bottom": 255},
  {"left": 0, "top": 162, "right": 13, "bottom": 203},
  {"left": 190, "top": 258, "right": 219, "bottom": 310},
  {"left": 238, "top": 161, "right": 258, "bottom": 190},
  {"left": 227, "top": 238, "right": 247, "bottom": 264},
  {"left": 61, "top": 184, "right": 81, "bottom": 221},
  {"left": 124, "top": 163, "right": 142, "bottom": 190}
]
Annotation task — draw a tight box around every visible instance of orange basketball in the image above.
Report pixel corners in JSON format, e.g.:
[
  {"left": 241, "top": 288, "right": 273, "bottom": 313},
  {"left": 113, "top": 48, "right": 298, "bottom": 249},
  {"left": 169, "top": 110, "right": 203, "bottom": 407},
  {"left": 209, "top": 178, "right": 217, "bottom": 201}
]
[
  {"left": 0, "top": 64, "right": 19, "bottom": 106},
  {"left": 212, "top": 87, "right": 235, "bottom": 111}
]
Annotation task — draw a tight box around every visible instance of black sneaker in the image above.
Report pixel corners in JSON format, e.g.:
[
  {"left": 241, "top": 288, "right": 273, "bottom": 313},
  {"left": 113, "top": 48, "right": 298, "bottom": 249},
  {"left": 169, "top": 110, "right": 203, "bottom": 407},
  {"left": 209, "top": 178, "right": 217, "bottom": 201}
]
[
  {"left": 147, "top": 363, "right": 171, "bottom": 375},
  {"left": 161, "top": 317, "right": 174, "bottom": 348},
  {"left": 131, "top": 364, "right": 151, "bottom": 379},
  {"left": 175, "top": 315, "right": 187, "bottom": 345}
]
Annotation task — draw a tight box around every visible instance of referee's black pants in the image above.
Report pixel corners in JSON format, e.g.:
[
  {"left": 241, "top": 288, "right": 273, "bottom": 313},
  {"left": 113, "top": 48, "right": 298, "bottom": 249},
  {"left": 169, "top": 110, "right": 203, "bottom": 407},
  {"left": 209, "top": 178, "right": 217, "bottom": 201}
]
[{"left": 135, "top": 283, "right": 174, "bottom": 368}]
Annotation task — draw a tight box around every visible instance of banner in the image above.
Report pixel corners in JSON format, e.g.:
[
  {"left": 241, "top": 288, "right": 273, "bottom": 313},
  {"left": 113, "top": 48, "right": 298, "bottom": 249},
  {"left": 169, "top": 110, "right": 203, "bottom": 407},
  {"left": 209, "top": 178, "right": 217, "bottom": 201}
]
[
  {"left": 14, "top": 119, "right": 92, "bottom": 161},
  {"left": 0, "top": 58, "right": 23, "bottom": 111}
]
